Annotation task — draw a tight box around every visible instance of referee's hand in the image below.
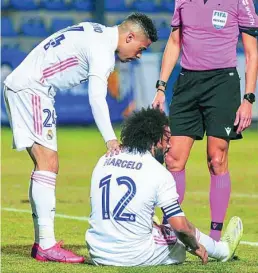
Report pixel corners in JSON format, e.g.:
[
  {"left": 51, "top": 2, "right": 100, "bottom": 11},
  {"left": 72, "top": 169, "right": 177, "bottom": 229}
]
[
  {"left": 234, "top": 100, "right": 253, "bottom": 134},
  {"left": 152, "top": 89, "right": 166, "bottom": 111}
]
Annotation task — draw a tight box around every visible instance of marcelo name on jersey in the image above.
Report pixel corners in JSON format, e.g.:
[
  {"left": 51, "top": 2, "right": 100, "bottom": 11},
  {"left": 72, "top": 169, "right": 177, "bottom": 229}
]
[{"left": 104, "top": 157, "right": 143, "bottom": 170}]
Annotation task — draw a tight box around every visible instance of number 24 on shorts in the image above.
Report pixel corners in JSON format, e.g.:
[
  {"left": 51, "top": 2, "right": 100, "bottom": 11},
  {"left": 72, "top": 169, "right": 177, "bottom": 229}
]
[{"left": 43, "top": 109, "right": 56, "bottom": 127}]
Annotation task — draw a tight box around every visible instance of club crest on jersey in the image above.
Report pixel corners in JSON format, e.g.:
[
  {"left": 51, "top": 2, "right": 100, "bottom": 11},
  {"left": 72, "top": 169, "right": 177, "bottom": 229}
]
[
  {"left": 47, "top": 129, "right": 54, "bottom": 140},
  {"left": 212, "top": 10, "right": 228, "bottom": 29}
]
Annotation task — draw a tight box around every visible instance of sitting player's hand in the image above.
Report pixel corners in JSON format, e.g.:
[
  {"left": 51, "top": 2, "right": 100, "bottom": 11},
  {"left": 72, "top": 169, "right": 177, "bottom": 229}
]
[
  {"left": 152, "top": 90, "right": 166, "bottom": 112},
  {"left": 106, "top": 139, "right": 120, "bottom": 156},
  {"left": 194, "top": 243, "right": 208, "bottom": 265}
]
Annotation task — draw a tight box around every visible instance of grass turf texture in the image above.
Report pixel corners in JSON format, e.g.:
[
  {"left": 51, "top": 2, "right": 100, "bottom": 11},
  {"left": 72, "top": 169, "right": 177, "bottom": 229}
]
[{"left": 1, "top": 126, "right": 258, "bottom": 273}]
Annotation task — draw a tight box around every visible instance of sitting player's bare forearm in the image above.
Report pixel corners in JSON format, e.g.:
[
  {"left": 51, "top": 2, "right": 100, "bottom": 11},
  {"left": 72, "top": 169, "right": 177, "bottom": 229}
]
[{"left": 173, "top": 220, "right": 199, "bottom": 251}]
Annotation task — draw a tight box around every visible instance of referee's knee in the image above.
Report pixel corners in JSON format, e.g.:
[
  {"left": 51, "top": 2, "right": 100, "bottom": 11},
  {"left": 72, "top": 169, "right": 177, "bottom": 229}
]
[
  {"left": 207, "top": 153, "right": 228, "bottom": 175},
  {"left": 165, "top": 152, "right": 186, "bottom": 172}
]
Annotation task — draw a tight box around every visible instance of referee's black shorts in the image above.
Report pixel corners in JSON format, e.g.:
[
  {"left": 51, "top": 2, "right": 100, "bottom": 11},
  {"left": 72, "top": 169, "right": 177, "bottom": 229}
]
[{"left": 169, "top": 67, "right": 242, "bottom": 140}]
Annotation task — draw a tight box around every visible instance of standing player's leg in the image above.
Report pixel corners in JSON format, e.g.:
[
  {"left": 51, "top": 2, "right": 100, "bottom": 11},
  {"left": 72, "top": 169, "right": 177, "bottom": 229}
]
[
  {"left": 4, "top": 87, "right": 84, "bottom": 263},
  {"left": 167, "top": 70, "right": 204, "bottom": 206},
  {"left": 27, "top": 144, "right": 58, "bottom": 251},
  {"left": 165, "top": 136, "right": 194, "bottom": 204},
  {"left": 201, "top": 68, "right": 242, "bottom": 241},
  {"left": 207, "top": 136, "right": 231, "bottom": 241}
]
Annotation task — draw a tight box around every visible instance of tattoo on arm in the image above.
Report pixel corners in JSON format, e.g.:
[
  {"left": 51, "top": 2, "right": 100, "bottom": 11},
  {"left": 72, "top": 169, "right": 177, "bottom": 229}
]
[{"left": 174, "top": 220, "right": 199, "bottom": 251}]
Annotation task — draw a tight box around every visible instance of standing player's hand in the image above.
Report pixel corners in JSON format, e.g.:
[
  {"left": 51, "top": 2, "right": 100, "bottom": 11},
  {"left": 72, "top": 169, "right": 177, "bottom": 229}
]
[
  {"left": 106, "top": 139, "right": 120, "bottom": 156},
  {"left": 234, "top": 100, "right": 253, "bottom": 134},
  {"left": 152, "top": 90, "right": 166, "bottom": 111},
  {"left": 194, "top": 243, "right": 208, "bottom": 265}
]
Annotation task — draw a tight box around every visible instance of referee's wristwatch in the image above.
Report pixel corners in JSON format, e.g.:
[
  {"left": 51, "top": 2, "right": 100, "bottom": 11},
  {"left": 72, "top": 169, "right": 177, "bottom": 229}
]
[
  {"left": 156, "top": 80, "right": 167, "bottom": 90},
  {"left": 243, "top": 93, "right": 255, "bottom": 104}
]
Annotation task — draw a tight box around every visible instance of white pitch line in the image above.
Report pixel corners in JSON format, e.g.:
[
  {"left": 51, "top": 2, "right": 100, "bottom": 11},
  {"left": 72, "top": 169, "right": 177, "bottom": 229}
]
[
  {"left": 1, "top": 207, "right": 89, "bottom": 221},
  {"left": 192, "top": 192, "right": 258, "bottom": 199},
  {"left": 2, "top": 207, "right": 258, "bottom": 247},
  {"left": 240, "top": 241, "right": 258, "bottom": 247}
]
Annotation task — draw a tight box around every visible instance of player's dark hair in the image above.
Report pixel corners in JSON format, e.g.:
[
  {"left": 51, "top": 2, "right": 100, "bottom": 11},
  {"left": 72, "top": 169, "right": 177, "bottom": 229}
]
[
  {"left": 124, "top": 12, "right": 158, "bottom": 42},
  {"left": 120, "top": 107, "right": 168, "bottom": 154}
]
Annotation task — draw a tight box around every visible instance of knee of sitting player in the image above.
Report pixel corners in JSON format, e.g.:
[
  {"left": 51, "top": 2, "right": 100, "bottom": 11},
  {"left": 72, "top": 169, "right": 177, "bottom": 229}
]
[{"left": 165, "top": 151, "right": 186, "bottom": 172}]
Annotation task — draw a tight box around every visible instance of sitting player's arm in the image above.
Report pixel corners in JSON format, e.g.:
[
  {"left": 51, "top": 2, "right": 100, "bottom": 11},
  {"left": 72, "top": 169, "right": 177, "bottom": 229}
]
[
  {"left": 157, "top": 172, "right": 207, "bottom": 263},
  {"left": 163, "top": 206, "right": 208, "bottom": 264},
  {"left": 167, "top": 215, "right": 199, "bottom": 251},
  {"left": 88, "top": 75, "right": 117, "bottom": 143}
]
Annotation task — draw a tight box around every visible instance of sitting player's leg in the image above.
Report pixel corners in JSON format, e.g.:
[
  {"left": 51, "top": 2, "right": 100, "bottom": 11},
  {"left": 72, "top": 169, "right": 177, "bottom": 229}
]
[
  {"left": 155, "top": 216, "right": 243, "bottom": 263},
  {"left": 195, "top": 216, "right": 243, "bottom": 262},
  {"left": 151, "top": 222, "right": 186, "bottom": 265},
  {"left": 207, "top": 136, "right": 231, "bottom": 241}
]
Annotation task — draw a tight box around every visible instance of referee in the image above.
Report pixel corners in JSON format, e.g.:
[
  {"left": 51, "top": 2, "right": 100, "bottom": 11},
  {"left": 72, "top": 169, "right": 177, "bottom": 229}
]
[{"left": 152, "top": 0, "right": 258, "bottom": 241}]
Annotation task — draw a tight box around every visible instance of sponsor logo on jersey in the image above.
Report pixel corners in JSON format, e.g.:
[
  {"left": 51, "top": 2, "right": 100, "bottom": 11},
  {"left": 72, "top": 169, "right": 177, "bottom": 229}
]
[{"left": 212, "top": 10, "right": 228, "bottom": 29}]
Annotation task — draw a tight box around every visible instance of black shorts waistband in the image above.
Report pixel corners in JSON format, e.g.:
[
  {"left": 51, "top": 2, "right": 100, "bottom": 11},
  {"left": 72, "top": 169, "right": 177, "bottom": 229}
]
[{"left": 181, "top": 67, "right": 237, "bottom": 73}]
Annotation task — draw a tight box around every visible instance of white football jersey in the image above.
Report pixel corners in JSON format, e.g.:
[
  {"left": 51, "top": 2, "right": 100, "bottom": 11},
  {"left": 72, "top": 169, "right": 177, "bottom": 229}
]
[
  {"left": 4, "top": 22, "right": 118, "bottom": 98},
  {"left": 86, "top": 150, "right": 184, "bottom": 266}
]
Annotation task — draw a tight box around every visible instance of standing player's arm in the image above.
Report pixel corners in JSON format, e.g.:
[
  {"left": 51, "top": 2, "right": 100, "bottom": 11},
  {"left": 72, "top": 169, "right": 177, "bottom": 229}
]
[
  {"left": 88, "top": 75, "right": 119, "bottom": 152},
  {"left": 234, "top": 33, "right": 258, "bottom": 133},
  {"left": 159, "top": 28, "right": 181, "bottom": 86},
  {"left": 242, "top": 32, "right": 258, "bottom": 96},
  {"left": 167, "top": 216, "right": 208, "bottom": 264},
  {"left": 152, "top": 28, "right": 181, "bottom": 111}
]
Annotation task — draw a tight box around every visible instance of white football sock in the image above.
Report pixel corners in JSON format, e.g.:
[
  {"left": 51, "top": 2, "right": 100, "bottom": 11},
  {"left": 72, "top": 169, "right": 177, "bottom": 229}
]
[
  {"left": 196, "top": 228, "right": 229, "bottom": 260},
  {"left": 29, "top": 170, "right": 57, "bottom": 250}
]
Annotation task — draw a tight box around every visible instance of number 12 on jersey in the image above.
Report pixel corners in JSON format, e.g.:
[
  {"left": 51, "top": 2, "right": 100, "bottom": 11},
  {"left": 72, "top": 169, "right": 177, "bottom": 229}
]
[{"left": 99, "top": 174, "right": 136, "bottom": 222}]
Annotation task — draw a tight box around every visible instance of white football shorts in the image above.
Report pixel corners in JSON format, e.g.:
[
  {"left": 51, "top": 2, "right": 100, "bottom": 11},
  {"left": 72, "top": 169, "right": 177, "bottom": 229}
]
[
  {"left": 3, "top": 85, "right": 57, "bottom": 151},
  {"left": 87, "top": 223, "right": 186, "bottom": 266},
  {"left": 150, "top": 223, "right": 186, "bottom": 265}
]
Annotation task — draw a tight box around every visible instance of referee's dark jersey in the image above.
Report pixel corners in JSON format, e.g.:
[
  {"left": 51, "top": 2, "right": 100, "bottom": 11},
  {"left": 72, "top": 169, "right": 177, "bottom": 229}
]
[{"left": 171, "top": 0, "right": 258, "bottom": 70}]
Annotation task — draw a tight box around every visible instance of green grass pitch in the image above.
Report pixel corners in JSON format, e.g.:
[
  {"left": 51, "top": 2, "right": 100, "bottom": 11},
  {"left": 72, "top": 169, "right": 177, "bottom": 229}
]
[{"left": 1, "top": 126, "right": 258, "bottom": 273}]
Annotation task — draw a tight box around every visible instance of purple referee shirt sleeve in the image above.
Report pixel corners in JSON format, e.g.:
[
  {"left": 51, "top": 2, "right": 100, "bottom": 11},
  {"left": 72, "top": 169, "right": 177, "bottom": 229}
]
[
  {"left": 171, "top": 0, "right": 182, "bottom": 27},
  {"left": 238, "top": 0, "right": 258, "bottom": 35}
]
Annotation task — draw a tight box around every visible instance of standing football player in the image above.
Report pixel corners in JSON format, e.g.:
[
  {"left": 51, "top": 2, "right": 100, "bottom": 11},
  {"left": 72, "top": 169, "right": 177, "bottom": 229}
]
[{"left": 3, "top": 13, "right": 158, "bottom": 262}]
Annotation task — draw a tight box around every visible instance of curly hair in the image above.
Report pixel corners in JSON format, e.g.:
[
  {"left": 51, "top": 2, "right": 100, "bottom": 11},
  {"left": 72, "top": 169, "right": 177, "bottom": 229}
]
[
  {"left": 124, "top": 12, "right": 158, "bottom": 42},
  {"left": 120, "top": 107, "right": 168, "bottom": 154}
]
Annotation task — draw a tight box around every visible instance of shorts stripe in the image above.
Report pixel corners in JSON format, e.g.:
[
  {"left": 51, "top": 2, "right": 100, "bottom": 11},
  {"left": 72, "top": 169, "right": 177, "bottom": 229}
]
[
  {"left": 38, "top": 96, "right": 42, "bottom": 135},
  {"left": 32, "top": 95, "right": 37, "bottom": 134},
  {"left": 32, "top": 95, "right": 42, "bottom": 135},
  {"left": 153, "top": 236, "right": 177, "bottom": 246}
]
